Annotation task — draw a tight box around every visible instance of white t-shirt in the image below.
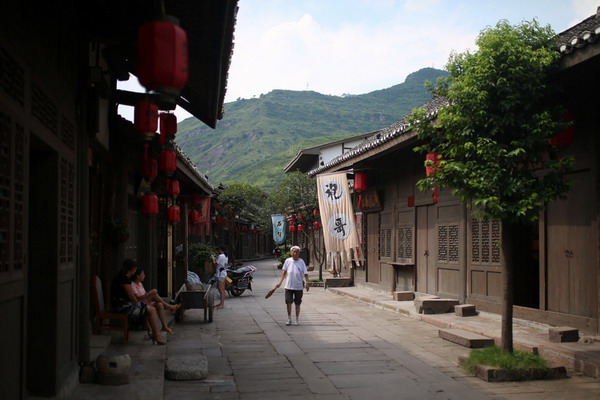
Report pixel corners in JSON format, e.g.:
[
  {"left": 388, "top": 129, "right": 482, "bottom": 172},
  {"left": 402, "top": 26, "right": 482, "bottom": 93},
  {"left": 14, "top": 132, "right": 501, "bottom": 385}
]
[
  {"left": 216, "top": 253, "right": 228, "bottom": 280},
  {"left": 282, "top": 257, "right": 307, "bottom": 290}
]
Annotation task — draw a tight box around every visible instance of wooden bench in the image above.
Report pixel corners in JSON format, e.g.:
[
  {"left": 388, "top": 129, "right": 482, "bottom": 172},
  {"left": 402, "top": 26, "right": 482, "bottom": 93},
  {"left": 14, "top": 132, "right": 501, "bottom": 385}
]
[{"left": 93, "top": 275, "right": 129, "bottom": 342}]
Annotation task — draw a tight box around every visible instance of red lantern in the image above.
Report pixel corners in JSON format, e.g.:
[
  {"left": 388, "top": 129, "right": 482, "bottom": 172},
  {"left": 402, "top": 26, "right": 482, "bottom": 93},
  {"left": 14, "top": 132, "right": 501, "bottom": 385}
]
[
  {"left": 167, "top": 205, "right": 180, "bottom": 223},
  {"left": 289, "top": 225, "right": 297, "bottom": 232},
  {"left": 297, "top": 224, "right": 305, "bottom": 232},
  {"left": 355, "top": 172, "right": 368, "bottom": 191},
  {"left": 425, "top": 152, "right": 441, "bottom": 176},
  {"left": 142, "top": 157, "right": 158, "bottom": 178},
  {"left": 549, "top": 112, "right": 575, "bottom": 147},
  {"left": 166, "top": 179, "right": 180, "bottom": 196},
  {"left": 313, "top": 221, "right": 321, "bottom": 230},
  {"left": 134, "top": 101, "right": 158, "bottom": 140},
  {"left": 159, "top": 149, "right": 177, "bottom": 174},
  {"left": 251, "top": 229, "right": 257, "bottom": 235},
  {"left": 313, "top": 208, "right": 319, "bottom": 218},
  {"left": 141, "top": 194, "right": 159, "bottom": 215},
  {"left": 189, "top": 209, "right": 200, "bottom": 224},
  {"left": 160, "top": 112, "right": 177, "bottom": 140},
  {"left": 297, "top": 213, "right": 303, "bottom": 220},
  {"left": 136, "top": 17, "right": 188, "bottom": 94}
]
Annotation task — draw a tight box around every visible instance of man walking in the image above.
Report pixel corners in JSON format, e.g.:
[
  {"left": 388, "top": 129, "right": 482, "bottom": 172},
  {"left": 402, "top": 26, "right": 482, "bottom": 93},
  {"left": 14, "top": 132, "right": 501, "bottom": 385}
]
[{"left": 275, "top": 245, "right": 309, "bottom": 326}]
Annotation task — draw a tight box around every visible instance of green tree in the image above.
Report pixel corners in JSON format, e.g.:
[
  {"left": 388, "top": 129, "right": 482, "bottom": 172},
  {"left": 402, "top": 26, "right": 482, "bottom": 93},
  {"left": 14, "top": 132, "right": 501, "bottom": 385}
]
[
  {"left": 217, "top": 182, "right": 269, "bottom": 262},
  {"left": 409, "top": 20, "right": 572, "bottom": 353}
]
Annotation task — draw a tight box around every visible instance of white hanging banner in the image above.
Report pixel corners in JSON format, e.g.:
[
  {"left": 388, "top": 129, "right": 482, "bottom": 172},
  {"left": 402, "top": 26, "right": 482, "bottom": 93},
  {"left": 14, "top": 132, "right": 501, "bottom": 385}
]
[{"left": 316, "top": 172, "right": 359, "bottom": 259}]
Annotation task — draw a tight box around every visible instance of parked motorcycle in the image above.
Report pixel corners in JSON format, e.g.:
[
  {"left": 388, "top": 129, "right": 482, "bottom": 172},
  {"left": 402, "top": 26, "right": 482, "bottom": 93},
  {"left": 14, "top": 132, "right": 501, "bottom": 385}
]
[{"left": 225, "top": 264, "right": 256, "bottom": 296}]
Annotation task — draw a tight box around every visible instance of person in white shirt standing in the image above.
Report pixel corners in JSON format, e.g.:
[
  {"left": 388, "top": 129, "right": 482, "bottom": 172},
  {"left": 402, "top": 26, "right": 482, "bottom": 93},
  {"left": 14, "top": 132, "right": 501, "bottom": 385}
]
[
  {"left": 275, "top": 245, "right": 309, "bottom": 326},
  {"left": 211, "top": 245, "right": 229, "bottom": 309}
]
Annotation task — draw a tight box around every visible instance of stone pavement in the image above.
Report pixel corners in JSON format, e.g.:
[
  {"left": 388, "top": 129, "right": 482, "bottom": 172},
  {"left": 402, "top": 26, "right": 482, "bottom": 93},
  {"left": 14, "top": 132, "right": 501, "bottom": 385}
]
[{"left": 71, "top": 258, "right": 600, "bottom": 400}]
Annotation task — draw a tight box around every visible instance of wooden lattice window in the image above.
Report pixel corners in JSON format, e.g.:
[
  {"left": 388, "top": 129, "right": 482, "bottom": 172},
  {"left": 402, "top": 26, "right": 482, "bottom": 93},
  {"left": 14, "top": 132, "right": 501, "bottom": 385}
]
[
  {"left": 396, "top": 225, "right": 414, "bottom": 263},
  {"left": 0, "top": 46, "right": 25, "bottom": 107},
  {"left": 380, "top": 227, "right": 392, "bottom": 259},
  {"left": 32, "top": 83, "right": 58, "bottom": 136},
  {"left": 59, "top": 157, "right": 75, "bottom": 265},
  {"left": 438, "top": 223, "right": 460, "bottom": 264},
  {"left": 471, "top": 218, "right": 501, "bottom": 264}
]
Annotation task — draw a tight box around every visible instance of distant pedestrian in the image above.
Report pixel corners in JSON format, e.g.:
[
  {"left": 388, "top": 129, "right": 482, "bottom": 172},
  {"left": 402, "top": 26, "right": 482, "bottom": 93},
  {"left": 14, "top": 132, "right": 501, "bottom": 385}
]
[
  {"left": 275, "top": 245, "right": 309, "bottom": 325},
  {"left": 211, "top": 245, "right": 229, "bottom": 309}
]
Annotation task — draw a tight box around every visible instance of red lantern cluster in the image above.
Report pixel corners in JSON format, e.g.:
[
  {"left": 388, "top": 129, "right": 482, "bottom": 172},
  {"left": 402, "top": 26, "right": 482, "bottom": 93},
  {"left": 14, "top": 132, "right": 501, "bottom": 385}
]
[{"left": 137, "top": 17, "right": 189, "bottom": 94}]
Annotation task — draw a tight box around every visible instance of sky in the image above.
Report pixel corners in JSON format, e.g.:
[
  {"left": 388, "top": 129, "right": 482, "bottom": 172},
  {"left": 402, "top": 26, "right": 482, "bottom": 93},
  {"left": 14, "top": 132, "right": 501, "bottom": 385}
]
[{"left": 118, "top": 0, "right": 598, "bottom": 122}]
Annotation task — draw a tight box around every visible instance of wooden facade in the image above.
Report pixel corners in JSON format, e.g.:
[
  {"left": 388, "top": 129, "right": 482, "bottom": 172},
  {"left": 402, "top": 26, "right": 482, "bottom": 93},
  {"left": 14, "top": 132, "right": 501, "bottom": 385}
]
[
  {"left": 308, "top": 12, "right": 600, "bottom": 337},
  {"left": 0, "top": 1, "right": 240, "bottom": 398}
]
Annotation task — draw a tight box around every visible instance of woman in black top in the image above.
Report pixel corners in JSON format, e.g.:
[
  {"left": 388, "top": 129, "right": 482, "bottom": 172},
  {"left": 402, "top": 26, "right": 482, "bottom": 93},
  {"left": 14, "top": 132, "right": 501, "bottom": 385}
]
[{"left": 111, "top": 259, "right": 165, "bottom": 345}]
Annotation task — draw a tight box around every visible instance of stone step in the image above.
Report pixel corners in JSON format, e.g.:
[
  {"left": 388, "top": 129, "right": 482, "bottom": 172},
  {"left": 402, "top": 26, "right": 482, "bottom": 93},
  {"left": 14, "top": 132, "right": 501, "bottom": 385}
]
[
  {"left": 454, "top": 304, "right": 477, "bottom": 317},
  {"left": 549, "top": 326, "right": 579, "bottom": 343},
  {"left": 393, "top": 291, "right": 414, "bottom": 301},
  {"left": 414, "top": 297, "right": 459, "bottom": 314},
  {"left": 324, "top": 277, "right": 352, "bottom": 288},
  {"left": 439, "top": 329, "right": 495, "bottom": 348}
]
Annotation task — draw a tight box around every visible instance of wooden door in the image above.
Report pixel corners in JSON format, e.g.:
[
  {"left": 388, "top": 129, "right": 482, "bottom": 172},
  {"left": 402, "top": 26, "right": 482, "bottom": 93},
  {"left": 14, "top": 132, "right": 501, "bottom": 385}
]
[
  {"left": 416, "top": 205, "right": 436, "bottom": 293},
  {"left": 547, "top": 170, "right": 597, "bottom": 318},
  {"left": 367, "top": 213, "right": 380, "bottom": 284}
]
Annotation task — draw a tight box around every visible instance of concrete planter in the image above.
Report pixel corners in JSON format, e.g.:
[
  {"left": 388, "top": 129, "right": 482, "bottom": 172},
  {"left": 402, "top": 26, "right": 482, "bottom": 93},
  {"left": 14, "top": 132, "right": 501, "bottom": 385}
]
[{"left": 458, "top": 356, "right": 567, "bottom": 382}]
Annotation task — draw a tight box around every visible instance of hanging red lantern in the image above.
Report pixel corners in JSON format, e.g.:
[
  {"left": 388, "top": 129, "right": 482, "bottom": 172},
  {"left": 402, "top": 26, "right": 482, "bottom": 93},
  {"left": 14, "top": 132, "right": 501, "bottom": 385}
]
[
  {"left": 167, "top": 205, "right": 180, "bottom": 223},
  {"left": 159, "top": 149, "right": 177, "bottom": 174},
  {"left": 289, "top": 225, "right": 297, "bottom": 232},
  {"left": 354, "top": 172, "right": 368, "bottom": 191},
  {"left": 297, "top": 224, "right": 305, "bottom": 232},
  {"left": 189, "top": 209, "right": 200, "bottom": 224},
  {"left": 166, "top": 178, "right": 180, "bottom": 196},
  {"left": 425, "top": 152, "right": 441, "bottom": 176},
  {"left": 134, "top": 101, "right": 158, "bottom": 140},
  {"left": 141, "top": 194, "right": 159, "bottom": 215},
  {"left": 136, "top": 17, "right": 189, "bottom": 94},
  {"left": 251, "top": 229, "right": 257, "bottom": 235},
  {"left": 160, "top": 112, "right": 177, "bottom": 142},
  {"left": 549, "top": 112, "right": 575, "bottom": 147},
  {"left": 215, "top": 216, "right": 222, "bottom": 224},
  {"left": 297, "top": 213, "right": 303, "bottom": 220},
  {"left": 313, "top": 208, "right": 319, "bottom": 218},
  {"left": 313, "top": 221, "right": 321, "bottom": 230}
]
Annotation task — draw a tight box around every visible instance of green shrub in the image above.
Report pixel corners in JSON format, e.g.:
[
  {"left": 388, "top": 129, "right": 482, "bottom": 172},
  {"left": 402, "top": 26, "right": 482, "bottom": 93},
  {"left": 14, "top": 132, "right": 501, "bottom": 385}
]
[
  {"left": 189, "top": 243, "right": 217, "bottom": 280},
  {"left": 278, "top": 251, "right": 291, "bottom": 264},
  {"left": 463, "top": 346, "right": 549, "bottom": 375}
]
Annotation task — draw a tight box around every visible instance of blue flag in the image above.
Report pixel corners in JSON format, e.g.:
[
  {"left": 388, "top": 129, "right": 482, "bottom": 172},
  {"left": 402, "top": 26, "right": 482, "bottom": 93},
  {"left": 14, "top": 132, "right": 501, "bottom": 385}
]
[{"left": 271, "top": 214, "right": 286, "bottom": 244}]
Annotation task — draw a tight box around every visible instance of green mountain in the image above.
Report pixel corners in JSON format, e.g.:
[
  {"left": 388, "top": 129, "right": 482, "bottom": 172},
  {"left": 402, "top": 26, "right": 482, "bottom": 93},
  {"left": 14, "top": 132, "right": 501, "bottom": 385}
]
[{"left": 176, "top": 67, "right": 448, "bottom": 192}]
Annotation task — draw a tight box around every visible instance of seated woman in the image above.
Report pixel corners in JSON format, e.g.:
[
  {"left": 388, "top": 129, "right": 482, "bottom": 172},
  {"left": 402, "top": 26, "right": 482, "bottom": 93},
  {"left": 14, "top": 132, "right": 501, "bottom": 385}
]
[
  {"left": 131, "top": 268, "right": 179, "bottom": 334},
  {"left": 110, "top": 259, "right": 165, "bottom": 345}
]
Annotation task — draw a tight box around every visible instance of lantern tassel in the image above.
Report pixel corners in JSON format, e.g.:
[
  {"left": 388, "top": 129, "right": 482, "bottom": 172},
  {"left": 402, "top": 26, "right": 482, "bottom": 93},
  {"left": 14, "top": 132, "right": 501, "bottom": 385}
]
[{"left": 358, "top": 194, "right": 362, "bottom": 208}]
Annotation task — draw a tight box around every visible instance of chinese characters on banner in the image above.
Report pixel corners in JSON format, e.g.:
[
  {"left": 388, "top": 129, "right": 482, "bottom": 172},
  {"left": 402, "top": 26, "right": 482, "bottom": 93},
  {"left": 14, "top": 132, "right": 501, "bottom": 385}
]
[
  {"left": 271, "top": 214, "right": 286, "bottom": 245},
  {"left": 316, "top": 172, "right": 359, "bottom": 268}
]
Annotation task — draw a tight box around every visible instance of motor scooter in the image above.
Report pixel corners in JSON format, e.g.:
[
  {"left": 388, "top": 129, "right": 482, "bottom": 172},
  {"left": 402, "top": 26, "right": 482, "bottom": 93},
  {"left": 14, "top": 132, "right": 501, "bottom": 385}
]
[{"left": 224, "top": 263, "right": 256, "bottom": 296}]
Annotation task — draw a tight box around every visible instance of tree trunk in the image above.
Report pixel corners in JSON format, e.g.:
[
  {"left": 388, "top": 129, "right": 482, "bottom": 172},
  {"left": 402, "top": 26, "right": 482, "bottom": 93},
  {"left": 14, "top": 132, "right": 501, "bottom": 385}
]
[{"left": 500, "top": 220, "right": 514, "bottom": 353}]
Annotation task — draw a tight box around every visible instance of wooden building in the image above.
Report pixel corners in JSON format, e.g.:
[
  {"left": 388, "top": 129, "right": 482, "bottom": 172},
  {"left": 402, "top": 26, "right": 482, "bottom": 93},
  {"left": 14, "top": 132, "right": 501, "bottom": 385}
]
[
  {"left": 304, "top": 11, "right": 600, "bottom": 337},
  {"left": 0, "top": 1, "right": 238, "bottom": 398}
]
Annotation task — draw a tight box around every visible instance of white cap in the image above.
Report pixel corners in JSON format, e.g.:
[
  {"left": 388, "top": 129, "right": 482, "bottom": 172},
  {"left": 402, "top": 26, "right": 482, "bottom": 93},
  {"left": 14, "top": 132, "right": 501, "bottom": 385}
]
[{"left": 290, "top": 245, "right": 301, "bottom": 252}]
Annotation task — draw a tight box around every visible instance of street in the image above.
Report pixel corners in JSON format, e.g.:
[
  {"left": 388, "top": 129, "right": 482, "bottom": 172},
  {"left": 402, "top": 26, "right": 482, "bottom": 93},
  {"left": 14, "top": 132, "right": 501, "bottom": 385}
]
[{"left": 164, "top": 259, "right": 600, "bottom": 400}]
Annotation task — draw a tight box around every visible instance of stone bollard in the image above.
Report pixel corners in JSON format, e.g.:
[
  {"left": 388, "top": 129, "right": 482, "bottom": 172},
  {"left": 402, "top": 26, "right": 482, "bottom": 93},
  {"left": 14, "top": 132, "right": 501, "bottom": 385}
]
[{"left": 95, "top": 351, "right": 131, "bottom": 385}]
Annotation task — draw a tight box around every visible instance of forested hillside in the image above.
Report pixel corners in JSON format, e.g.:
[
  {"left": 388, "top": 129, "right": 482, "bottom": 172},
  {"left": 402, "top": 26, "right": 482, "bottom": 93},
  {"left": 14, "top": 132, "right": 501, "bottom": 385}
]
[{"left": 176, "top": 67, "right": 448, "bottom": 191}]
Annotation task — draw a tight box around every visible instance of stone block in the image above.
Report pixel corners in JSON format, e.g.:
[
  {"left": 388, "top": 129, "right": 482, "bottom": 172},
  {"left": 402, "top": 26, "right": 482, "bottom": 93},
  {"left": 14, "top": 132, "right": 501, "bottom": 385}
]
[
  {"left": 549, "top": 326, "right": 579, "bottom": 343},
  {"left": 165, "top": 355, "right": 208, "bottom": 381},
  {"left": 95, "top": 351, "right": 131, "bottom": 385},
  {"left": 414, "top": 298, "right": 459, "bottom": 314},
  {"left": 324, "top": 278, "right": 352, "bottom": 288},
  {"left": 455, "top": 304, "right": 477, "bottom": 317},
  {"left": 439, "top": 329, "right": 494, "bottom": 348},
  {"left": 393, "top": 291, "right": 414, "bottom": 301}
]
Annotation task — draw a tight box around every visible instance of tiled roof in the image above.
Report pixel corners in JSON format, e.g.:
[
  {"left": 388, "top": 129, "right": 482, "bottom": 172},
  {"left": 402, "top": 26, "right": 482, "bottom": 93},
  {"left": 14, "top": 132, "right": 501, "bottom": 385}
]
[
  {"left": 557, "top": 8, "right": 600, "bottom": 55},
  {"left": 174, "top": 142, "right": 215, "bottom": 193},
  {"left": 307, "top": 95, "right": 448, "bottom": 176}
]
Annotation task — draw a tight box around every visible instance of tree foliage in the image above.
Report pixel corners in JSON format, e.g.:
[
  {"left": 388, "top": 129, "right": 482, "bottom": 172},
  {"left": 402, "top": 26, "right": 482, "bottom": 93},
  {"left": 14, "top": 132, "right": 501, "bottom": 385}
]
[
  {"left": 269, "top": 171, "right": 319, "bottom": 219},
  {"left": 217, "top": 182, "right": 269, "bottom": 231},
  {"left": 410, "top": 20, "right": 572, "bottom": 224}
]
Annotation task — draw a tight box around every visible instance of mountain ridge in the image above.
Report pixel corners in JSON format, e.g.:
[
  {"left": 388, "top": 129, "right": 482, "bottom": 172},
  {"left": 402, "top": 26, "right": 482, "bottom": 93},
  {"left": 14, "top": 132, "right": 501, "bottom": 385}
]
[{"left": 176, "top": 67, "right": 448, "bottom": 191}]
